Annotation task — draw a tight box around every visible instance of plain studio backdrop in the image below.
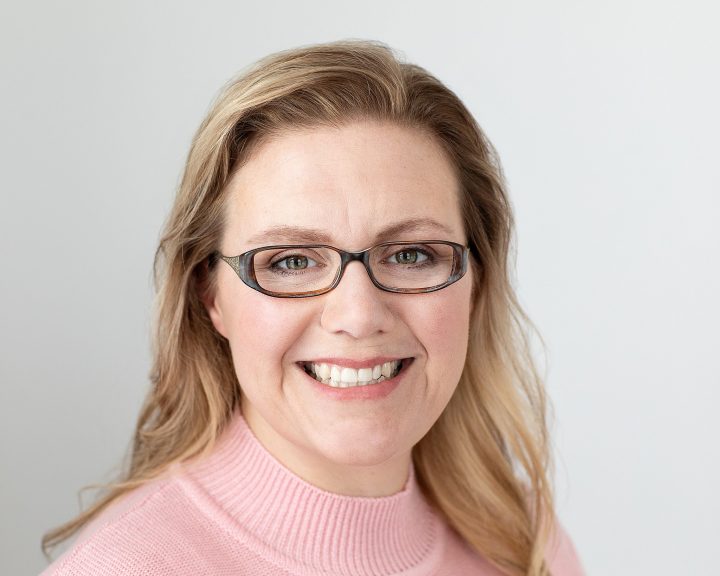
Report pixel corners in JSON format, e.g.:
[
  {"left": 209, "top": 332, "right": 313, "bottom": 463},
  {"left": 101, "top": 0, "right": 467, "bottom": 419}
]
[{"left": 1, "top": 1, "right": 718, "bottom": 574}]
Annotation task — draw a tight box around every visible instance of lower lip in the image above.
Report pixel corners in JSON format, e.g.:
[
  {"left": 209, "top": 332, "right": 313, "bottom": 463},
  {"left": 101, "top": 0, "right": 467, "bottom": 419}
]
[{"left": 300, "top": 360, "right": 412, "bottom": 401}]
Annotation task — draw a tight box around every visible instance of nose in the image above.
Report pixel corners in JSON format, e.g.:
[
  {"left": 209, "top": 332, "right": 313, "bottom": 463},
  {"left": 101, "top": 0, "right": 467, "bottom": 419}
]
[{"left": 319, "top": 260, "right": 396, "bottom": 339}]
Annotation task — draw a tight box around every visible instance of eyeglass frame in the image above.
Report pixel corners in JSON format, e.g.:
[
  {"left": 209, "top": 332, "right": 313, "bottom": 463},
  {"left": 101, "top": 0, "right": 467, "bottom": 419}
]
[{"left": 211, "top": 240, "right": 470, "bottom": 298}]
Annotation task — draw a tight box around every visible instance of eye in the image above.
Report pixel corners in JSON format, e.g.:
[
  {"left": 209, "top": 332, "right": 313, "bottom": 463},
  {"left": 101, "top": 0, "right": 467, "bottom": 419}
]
[
  {"left": 274, "top": 255, "right": 316, "bottom": 270},
  {"left": 389, "top": 249, "right": 429, "bottom": 265}
]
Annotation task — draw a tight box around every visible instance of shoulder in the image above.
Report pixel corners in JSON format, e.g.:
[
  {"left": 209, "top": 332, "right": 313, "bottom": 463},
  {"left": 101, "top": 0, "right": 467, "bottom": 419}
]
[
  {"left": 39, "top": 474, "right": 217, "bottom": 576},
  {"left": 436, "top": 519, "right": 585, "bottom": 576},
  {"left": 439, "top": 528, "right": 507, "bottom": 575},
  {"left": 545, "top": 519, "right": 586, "bottom": 576}
]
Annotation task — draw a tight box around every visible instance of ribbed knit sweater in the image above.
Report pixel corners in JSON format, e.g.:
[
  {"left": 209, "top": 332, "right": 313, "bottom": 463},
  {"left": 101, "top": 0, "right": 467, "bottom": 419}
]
[{"left": 41, "top": 411, "right": 585, "bottom": 575}]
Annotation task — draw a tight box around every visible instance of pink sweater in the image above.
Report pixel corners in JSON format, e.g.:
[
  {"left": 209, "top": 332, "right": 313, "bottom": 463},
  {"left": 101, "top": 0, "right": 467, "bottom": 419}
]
[{"left": 42, "top": 411, "right": 585, "bottom": 575}]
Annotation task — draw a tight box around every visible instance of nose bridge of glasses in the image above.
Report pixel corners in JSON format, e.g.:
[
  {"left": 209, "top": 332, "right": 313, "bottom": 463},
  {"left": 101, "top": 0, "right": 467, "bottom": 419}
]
[{"left": 336, "top": 249, "right": 375, "bottom": 284}]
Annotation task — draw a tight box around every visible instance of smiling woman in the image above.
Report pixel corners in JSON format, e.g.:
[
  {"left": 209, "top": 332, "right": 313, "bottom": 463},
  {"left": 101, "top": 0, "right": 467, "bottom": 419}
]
[
  {"left": 205, "top": 122, "right": 474, "bottom": 496},
  {"left": 41, "top": 40, "right": 585, "bottom": 576}
]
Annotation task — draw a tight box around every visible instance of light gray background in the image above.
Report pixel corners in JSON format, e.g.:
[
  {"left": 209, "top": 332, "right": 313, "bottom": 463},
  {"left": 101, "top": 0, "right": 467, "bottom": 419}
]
[{"left": 2, "top": 1, "right": 718, "bottom": 575}]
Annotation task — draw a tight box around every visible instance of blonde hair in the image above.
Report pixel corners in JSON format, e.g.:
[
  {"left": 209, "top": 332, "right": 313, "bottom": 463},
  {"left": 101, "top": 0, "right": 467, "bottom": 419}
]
[{"left": 44, "top": 40, "right": 556, "bottom": 576}]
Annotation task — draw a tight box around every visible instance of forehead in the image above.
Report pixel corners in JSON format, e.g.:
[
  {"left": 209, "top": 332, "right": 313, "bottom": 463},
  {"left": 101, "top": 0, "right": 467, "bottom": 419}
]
[{"left": 223, "top": 121, "right": 464, "bottom": 250}]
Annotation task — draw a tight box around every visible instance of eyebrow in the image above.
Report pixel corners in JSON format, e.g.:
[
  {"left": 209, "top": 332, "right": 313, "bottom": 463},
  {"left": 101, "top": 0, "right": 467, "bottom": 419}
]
[{"left": 245, "top": 218, "right": 456, "bottom": 246}]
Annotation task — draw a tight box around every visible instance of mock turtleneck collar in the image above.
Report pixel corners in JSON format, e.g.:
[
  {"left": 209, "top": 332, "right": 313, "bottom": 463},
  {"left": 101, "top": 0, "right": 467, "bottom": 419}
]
[{"left": 180, "top": 410, "right": 445, "bottom": 576}]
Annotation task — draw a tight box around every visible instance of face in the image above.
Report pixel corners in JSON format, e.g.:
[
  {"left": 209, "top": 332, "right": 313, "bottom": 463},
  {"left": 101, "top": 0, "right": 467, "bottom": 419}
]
[{"left": 205, "top": 121, "right": 474, "bottom": 495}]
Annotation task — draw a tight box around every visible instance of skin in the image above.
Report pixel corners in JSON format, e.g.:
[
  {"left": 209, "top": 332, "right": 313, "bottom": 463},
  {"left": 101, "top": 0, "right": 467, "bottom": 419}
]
[{"left": 205, "top": 120, "right": 473, "bottom": 497}]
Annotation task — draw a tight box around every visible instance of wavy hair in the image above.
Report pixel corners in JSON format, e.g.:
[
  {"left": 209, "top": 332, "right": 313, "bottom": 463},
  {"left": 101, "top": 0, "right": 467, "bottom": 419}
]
[{"left": 43, "top": 40, "right": 555, "bottom": 576}]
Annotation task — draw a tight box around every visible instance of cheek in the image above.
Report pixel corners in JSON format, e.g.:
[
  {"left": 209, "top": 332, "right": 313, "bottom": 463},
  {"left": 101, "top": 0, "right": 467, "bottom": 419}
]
[
  {"left": 409, "top": 282, "right": 472, "bottom": 382},
  {"left": 222, "top": 291, "right": 314, "bottom": 378}
]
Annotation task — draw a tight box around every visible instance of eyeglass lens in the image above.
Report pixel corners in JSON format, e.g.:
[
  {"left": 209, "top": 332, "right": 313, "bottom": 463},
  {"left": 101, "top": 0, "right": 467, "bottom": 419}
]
[{"left": 251, "top": 242, "right": 458, "bottom": 294}]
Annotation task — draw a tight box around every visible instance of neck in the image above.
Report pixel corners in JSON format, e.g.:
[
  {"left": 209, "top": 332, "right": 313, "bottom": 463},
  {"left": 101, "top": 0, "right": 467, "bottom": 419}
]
[{"left": 182, "top": 408, "right": 444, "bottom": 576}]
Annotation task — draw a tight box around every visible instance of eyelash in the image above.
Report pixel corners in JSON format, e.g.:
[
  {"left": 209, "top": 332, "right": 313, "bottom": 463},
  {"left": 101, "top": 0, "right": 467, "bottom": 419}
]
[
  {"left": 268, "top": 254, "right": 324, "bottom": 275},
  {"left": 383, "top": 247, "right": 433, "bottom": 265},
  {"left": 384, "top": 246, "right": 441, "bottom": 273}
]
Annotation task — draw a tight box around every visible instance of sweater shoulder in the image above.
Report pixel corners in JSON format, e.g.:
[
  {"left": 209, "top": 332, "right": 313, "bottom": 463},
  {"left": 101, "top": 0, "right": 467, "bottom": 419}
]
[
  {"left": 435, "top": 520, "right": 586, "bottom": 576},
  {"left": 39, "top": 476, "right": 219, "bottom": 576},
  {"left": 545, "top": 520, "right": 586, "bottom": 576},
  {"left": 437, "top": 527, "right": 507, "bottom": 575}
]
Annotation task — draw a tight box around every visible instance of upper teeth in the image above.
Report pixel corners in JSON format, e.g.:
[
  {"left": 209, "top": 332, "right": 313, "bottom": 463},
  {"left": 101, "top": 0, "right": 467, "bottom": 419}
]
[{"left": 306, "top": 360, "right": 402, "bottom": 388}]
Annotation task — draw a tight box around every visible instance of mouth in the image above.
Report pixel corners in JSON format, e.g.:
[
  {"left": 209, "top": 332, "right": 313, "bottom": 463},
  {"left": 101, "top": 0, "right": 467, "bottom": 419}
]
[{"left": 299, "top": 358, "right": 413, "bottom": 388}]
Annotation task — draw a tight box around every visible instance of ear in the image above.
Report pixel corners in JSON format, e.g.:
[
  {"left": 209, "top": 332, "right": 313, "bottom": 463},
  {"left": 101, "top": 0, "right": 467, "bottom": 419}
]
[
  {"left": 204, "top": 290, "right": 229, "bottom": 338},
  {"left": 197, "top": 260, "right": 229, "bottom": 338}
]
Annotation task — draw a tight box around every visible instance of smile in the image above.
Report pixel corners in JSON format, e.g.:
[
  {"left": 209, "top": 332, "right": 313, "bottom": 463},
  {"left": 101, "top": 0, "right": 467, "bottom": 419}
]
[{"left": 301, "top": 359, "right": 411, "bottom": 388}]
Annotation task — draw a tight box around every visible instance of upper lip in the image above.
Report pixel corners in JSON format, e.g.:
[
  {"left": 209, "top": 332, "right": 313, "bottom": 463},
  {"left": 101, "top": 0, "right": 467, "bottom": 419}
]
[{"left": 299, "top": 357, "right": 412, "bottom": 369}]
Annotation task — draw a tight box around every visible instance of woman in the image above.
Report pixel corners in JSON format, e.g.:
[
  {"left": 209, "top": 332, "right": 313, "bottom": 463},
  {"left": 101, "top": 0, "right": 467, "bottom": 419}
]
[{"left": 42, "top": 40, "right": 584, "bottom": 575}]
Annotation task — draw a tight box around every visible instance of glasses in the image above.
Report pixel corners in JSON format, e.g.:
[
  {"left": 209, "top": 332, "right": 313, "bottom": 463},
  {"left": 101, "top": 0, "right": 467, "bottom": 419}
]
[{"left": 214, "top": 240, "right": 469, "bottom": 298}]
